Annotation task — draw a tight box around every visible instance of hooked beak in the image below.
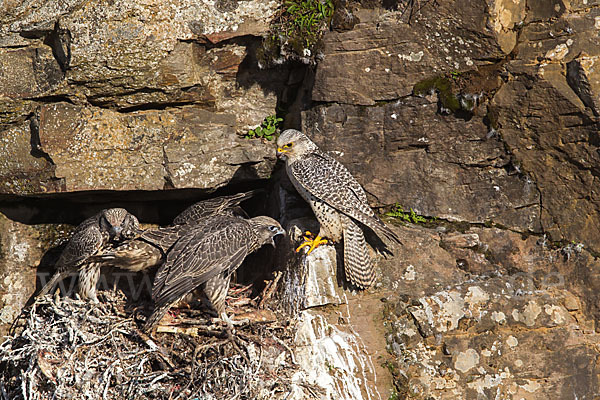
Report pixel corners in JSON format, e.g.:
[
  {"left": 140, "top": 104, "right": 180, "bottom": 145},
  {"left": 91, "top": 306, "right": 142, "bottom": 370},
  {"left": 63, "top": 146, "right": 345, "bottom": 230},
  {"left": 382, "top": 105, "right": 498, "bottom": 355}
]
[
  {"left": 276, "top": 147, "right": 288, "bottom": 158},
  {"left": 110, "top": 225, "right": 122, "bottom": 238},
  {"left": 270, "top": 227, "right": 286, "bottom": 247}
]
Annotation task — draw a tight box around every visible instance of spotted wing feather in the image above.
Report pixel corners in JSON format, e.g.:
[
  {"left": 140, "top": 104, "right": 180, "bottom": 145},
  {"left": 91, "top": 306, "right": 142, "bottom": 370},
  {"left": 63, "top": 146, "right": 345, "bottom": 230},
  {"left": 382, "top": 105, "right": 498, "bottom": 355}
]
[
  {"left": 56, "top": 224, "right": 104, "bottom": 270},
  {"left": 172, "top": 190, "right": 260, "bottom": 225},
  {"left": 152, "top": 217, "right": 254, "bottom": 307},
  {"left": 290, "top": 152, "right": 400, "bottom": 244}
]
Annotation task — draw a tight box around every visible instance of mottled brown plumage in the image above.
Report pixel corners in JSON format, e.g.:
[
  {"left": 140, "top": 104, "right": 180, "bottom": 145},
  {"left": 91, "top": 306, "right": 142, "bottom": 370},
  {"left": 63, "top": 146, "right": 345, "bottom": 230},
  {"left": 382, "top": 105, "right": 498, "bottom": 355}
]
[
  {"left": 91, "top": 191, "right": 260, "bottom": 310},
  {"left": 144, "top": 215, "right": 284, "bottom": 331},
  {"left": 277, "top": 129, "right": 400, "bottom": 289},
  {"left": 38, "top": 208, "right": 140, "bottom": 302}
]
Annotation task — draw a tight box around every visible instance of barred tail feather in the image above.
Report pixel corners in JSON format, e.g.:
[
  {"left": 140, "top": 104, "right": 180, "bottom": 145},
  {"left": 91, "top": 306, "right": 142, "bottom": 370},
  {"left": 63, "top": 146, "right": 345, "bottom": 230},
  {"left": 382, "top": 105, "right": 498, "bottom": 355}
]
[{"left": 342, "top": 219, "right": 375, "bottom": 289}]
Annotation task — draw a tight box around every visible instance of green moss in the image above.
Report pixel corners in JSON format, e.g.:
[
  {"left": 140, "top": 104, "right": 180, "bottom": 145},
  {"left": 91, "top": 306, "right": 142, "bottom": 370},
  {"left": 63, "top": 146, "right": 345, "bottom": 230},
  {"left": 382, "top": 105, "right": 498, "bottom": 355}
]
[
  {"left": 385, "top": 203, "right": 437, "bottom": 225},
  {"left": 413, "top": 75, "right": 461, "bottom": 113}
]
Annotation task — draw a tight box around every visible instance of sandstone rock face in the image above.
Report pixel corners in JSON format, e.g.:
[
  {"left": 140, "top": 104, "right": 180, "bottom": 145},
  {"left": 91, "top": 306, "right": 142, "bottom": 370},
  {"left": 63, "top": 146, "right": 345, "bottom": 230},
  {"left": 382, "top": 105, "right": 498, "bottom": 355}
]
[
  {"left": 36, "top": 103, "right": 275, "bottom": 192},
  {"left": 0, "top": 0, "right": 284, "bottom": 195},
  {"left": 307, "top": 0, "right": 600, "bottom": 253},
  {"left": 313, "top": 1, "right": 525, "bottom": 104},
  {"left": 302, "top": 101, "right": 541, "bottom": 232},
  {"left": 0, "top": 214, "right": 72, "bottom": 336},
  {"left": 2, "top": 0, "right": 600, "bottom": 399}
]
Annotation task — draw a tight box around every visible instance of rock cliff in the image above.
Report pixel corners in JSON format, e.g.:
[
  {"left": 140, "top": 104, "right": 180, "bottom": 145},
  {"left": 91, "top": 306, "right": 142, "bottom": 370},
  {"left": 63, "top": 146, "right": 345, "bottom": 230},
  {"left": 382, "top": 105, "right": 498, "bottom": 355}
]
[{"left": 1, "top": 0, "right": 599, "bottom": 399}]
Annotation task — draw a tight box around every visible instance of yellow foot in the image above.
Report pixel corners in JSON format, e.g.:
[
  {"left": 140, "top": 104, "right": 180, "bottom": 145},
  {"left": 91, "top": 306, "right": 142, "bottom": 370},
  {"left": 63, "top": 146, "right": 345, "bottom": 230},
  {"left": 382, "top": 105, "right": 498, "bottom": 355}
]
[{"left": 296, "top": 233, "right": 328, "bottom": 255}]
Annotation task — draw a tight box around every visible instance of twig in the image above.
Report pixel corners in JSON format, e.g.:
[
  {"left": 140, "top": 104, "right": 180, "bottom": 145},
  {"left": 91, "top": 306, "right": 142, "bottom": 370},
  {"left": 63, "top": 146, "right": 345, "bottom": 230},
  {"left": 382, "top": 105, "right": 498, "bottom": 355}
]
[
  {"left": 258, "top": 271, "right": 282, "bottom": 309},
  {"left": 273, "top": 335, "right": 297, "bottom": 365}
]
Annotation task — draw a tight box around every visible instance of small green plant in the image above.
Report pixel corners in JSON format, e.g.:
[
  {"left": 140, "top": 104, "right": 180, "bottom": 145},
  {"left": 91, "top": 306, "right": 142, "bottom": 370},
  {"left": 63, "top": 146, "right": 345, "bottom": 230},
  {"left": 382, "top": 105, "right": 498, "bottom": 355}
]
[
  {"left": 245, "top": 115, "right": 283, "bottom": 141},
  {"left": 258, "top": 0, "right": 334, "bottom": 66},
  {"left": 450, "top": 70, "right": 461, "bottom": 80},
  {"left": 385, "top": 203, "right": 428, "bottom": 224},
  {"left": 284, "top": 0, "right": 334, "bottom": 49}
]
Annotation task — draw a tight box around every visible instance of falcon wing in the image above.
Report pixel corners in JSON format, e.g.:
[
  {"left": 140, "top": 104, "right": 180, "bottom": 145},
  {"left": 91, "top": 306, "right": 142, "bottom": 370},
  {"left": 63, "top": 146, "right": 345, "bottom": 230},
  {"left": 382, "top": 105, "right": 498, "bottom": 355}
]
[
  {"left": 139, "top": 225, "right": 186, "bottom": 253},
  {"left": 56, "top": 225, "right": 104, "bottom": 269},
  {"left": 173, "top": 190, "right": 261, "bottom": 225},
  {"left": 152, "top": 218, "right": 253, "bottom": 307},
  {"left": 290, "top": 152, "right": 399, "bottom": 243}
]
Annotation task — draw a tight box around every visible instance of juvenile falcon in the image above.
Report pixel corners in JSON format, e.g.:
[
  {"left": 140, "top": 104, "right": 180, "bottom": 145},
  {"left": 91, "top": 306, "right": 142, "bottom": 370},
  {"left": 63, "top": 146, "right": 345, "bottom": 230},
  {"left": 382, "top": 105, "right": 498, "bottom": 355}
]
[
  {"left": 172, "top": 189, "right": 260, "bottom": 225},
  {"left": 89, "top": 191, "right": 260, "bottom": 308},
  {"left": 38, "top": 208, "right": 140, "bottom": 302},
  {"left": 144, "top": 215, "right": 285, "bottom": 332},
  {"left": 276, "top": 129, "right": 400, "bottom": 289}
]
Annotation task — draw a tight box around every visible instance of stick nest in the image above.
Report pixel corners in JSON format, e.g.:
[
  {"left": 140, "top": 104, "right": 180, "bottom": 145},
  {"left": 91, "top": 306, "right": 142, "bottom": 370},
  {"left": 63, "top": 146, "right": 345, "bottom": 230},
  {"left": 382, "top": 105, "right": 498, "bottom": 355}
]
[{"left": 0, "top": 289, "right": 300, "bottom": 400}]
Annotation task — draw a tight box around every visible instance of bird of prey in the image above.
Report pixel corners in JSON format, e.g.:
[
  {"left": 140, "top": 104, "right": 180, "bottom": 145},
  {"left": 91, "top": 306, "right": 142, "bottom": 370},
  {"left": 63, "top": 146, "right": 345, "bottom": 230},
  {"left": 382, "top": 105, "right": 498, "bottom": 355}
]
[
  {"left": 276, "top": 129, "right": 400, "bottom": 289},
  {"left": 172, "top": 189, "right": 260, "bottom": 225},
  {"left": 143, "top": 215, "right": 285, "bottom": 332},
  {"left": 37, "top": 208, "right": 140, "bottom": 302},
  {"left": 88, "top": 191, "right": 260, "bottom": 304}
]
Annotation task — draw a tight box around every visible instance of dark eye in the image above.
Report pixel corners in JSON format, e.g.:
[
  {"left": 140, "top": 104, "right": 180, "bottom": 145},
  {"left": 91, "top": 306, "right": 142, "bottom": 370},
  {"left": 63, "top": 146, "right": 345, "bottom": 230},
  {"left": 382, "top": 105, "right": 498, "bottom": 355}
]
[
  {"left": 284, "top": 142, "right": 293, "bottom": 148},
  {"left": 268, "top": 225, "right": 279, "bottom": 232}
]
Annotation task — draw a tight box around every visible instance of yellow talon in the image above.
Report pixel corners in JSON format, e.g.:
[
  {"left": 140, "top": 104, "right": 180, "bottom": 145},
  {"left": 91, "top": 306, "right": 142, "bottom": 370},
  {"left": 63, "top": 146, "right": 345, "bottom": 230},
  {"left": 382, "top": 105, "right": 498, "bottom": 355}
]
[{"left": 295, "top": 235, "right": 328, "bottom": 255}]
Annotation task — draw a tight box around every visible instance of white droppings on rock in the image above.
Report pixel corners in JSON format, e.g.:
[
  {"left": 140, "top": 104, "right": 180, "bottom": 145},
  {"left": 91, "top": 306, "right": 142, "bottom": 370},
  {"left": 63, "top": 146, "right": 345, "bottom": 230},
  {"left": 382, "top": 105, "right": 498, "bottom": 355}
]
[
  {"left": 454, "top": 349, "right": 479, "bottom": 373},
  {"left": 402, "top": 265, "right": 416, "bottom": 281},
  {"left": 491, "top": 311, "right": 506, "bottom": 324},
  {"left": 292, "top": 311, "right": 375, "bottom": 400},
  {"left": 506, "top": 335, "right": 518, "bottom": 348},
  {"left": 465, "top": 286, "right": 489, "bottom": 305}
]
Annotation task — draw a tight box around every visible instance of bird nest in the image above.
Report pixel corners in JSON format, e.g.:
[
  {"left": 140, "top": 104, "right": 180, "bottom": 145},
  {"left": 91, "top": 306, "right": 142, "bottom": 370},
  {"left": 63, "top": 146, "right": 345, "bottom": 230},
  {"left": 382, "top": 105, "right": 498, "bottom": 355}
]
[{"left": 0, "top": 285, "right": 299, "bottom": 400}]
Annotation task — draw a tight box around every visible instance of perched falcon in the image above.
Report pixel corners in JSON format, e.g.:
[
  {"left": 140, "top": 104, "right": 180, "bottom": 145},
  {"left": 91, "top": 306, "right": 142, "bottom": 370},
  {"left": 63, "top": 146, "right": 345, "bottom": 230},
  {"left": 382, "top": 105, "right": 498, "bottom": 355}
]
[
  {"left": 143, "top": 215, "right": 285, "bottom": 332},
  {"left": 276, "top": 129, "right": 400, "bottom": 289},
  {"left": 87, "top": 191, "right": 260, "bottom": 304},
  {"left": 38, "top": 208, "right": 140, "bottom": 302}
]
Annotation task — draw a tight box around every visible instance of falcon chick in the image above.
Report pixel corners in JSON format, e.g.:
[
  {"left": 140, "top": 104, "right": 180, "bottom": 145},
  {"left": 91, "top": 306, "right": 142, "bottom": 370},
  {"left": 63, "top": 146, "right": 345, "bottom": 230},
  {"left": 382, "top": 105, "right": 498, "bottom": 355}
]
[
  {"left": 90, "top": 191, "right": 260, "bottom": 303},
  {"left": 276, "top": 129, "right": 400, "bottom": 289},
  {"left": 144, "top": 215, "right": 285, "bottom": 332},
  {"left": 38, "top": 208, "right": 140, "bottom": 302}
]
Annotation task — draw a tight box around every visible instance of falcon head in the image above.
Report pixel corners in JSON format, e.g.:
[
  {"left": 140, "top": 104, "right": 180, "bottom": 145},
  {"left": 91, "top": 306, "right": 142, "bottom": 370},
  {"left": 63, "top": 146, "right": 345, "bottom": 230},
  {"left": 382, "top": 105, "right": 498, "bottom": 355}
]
[
  {"left": 249, "top": 216, "right": 286, "bottom": 247},
  {"left": 99, "top": 208, "right": 140, "bottom": 242},
  {"left": 276, "top": 129, "right": 318, "bottom": 161}
]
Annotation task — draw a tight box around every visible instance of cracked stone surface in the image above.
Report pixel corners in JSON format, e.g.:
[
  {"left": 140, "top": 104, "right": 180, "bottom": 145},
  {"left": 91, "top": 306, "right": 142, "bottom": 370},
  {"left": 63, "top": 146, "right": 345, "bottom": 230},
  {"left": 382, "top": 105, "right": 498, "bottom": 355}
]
[
  {"left": 302, "top": 100, "right": 541, "bottom": 232},
  {"left": 34, "top": 103, "right": 275, "bottom": 192},
  {"left": 0, "top": 0, "right": 287, "bottom": 195},
  {"left": 1, "top": 0, "right": 600, "bottom": 398}
]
